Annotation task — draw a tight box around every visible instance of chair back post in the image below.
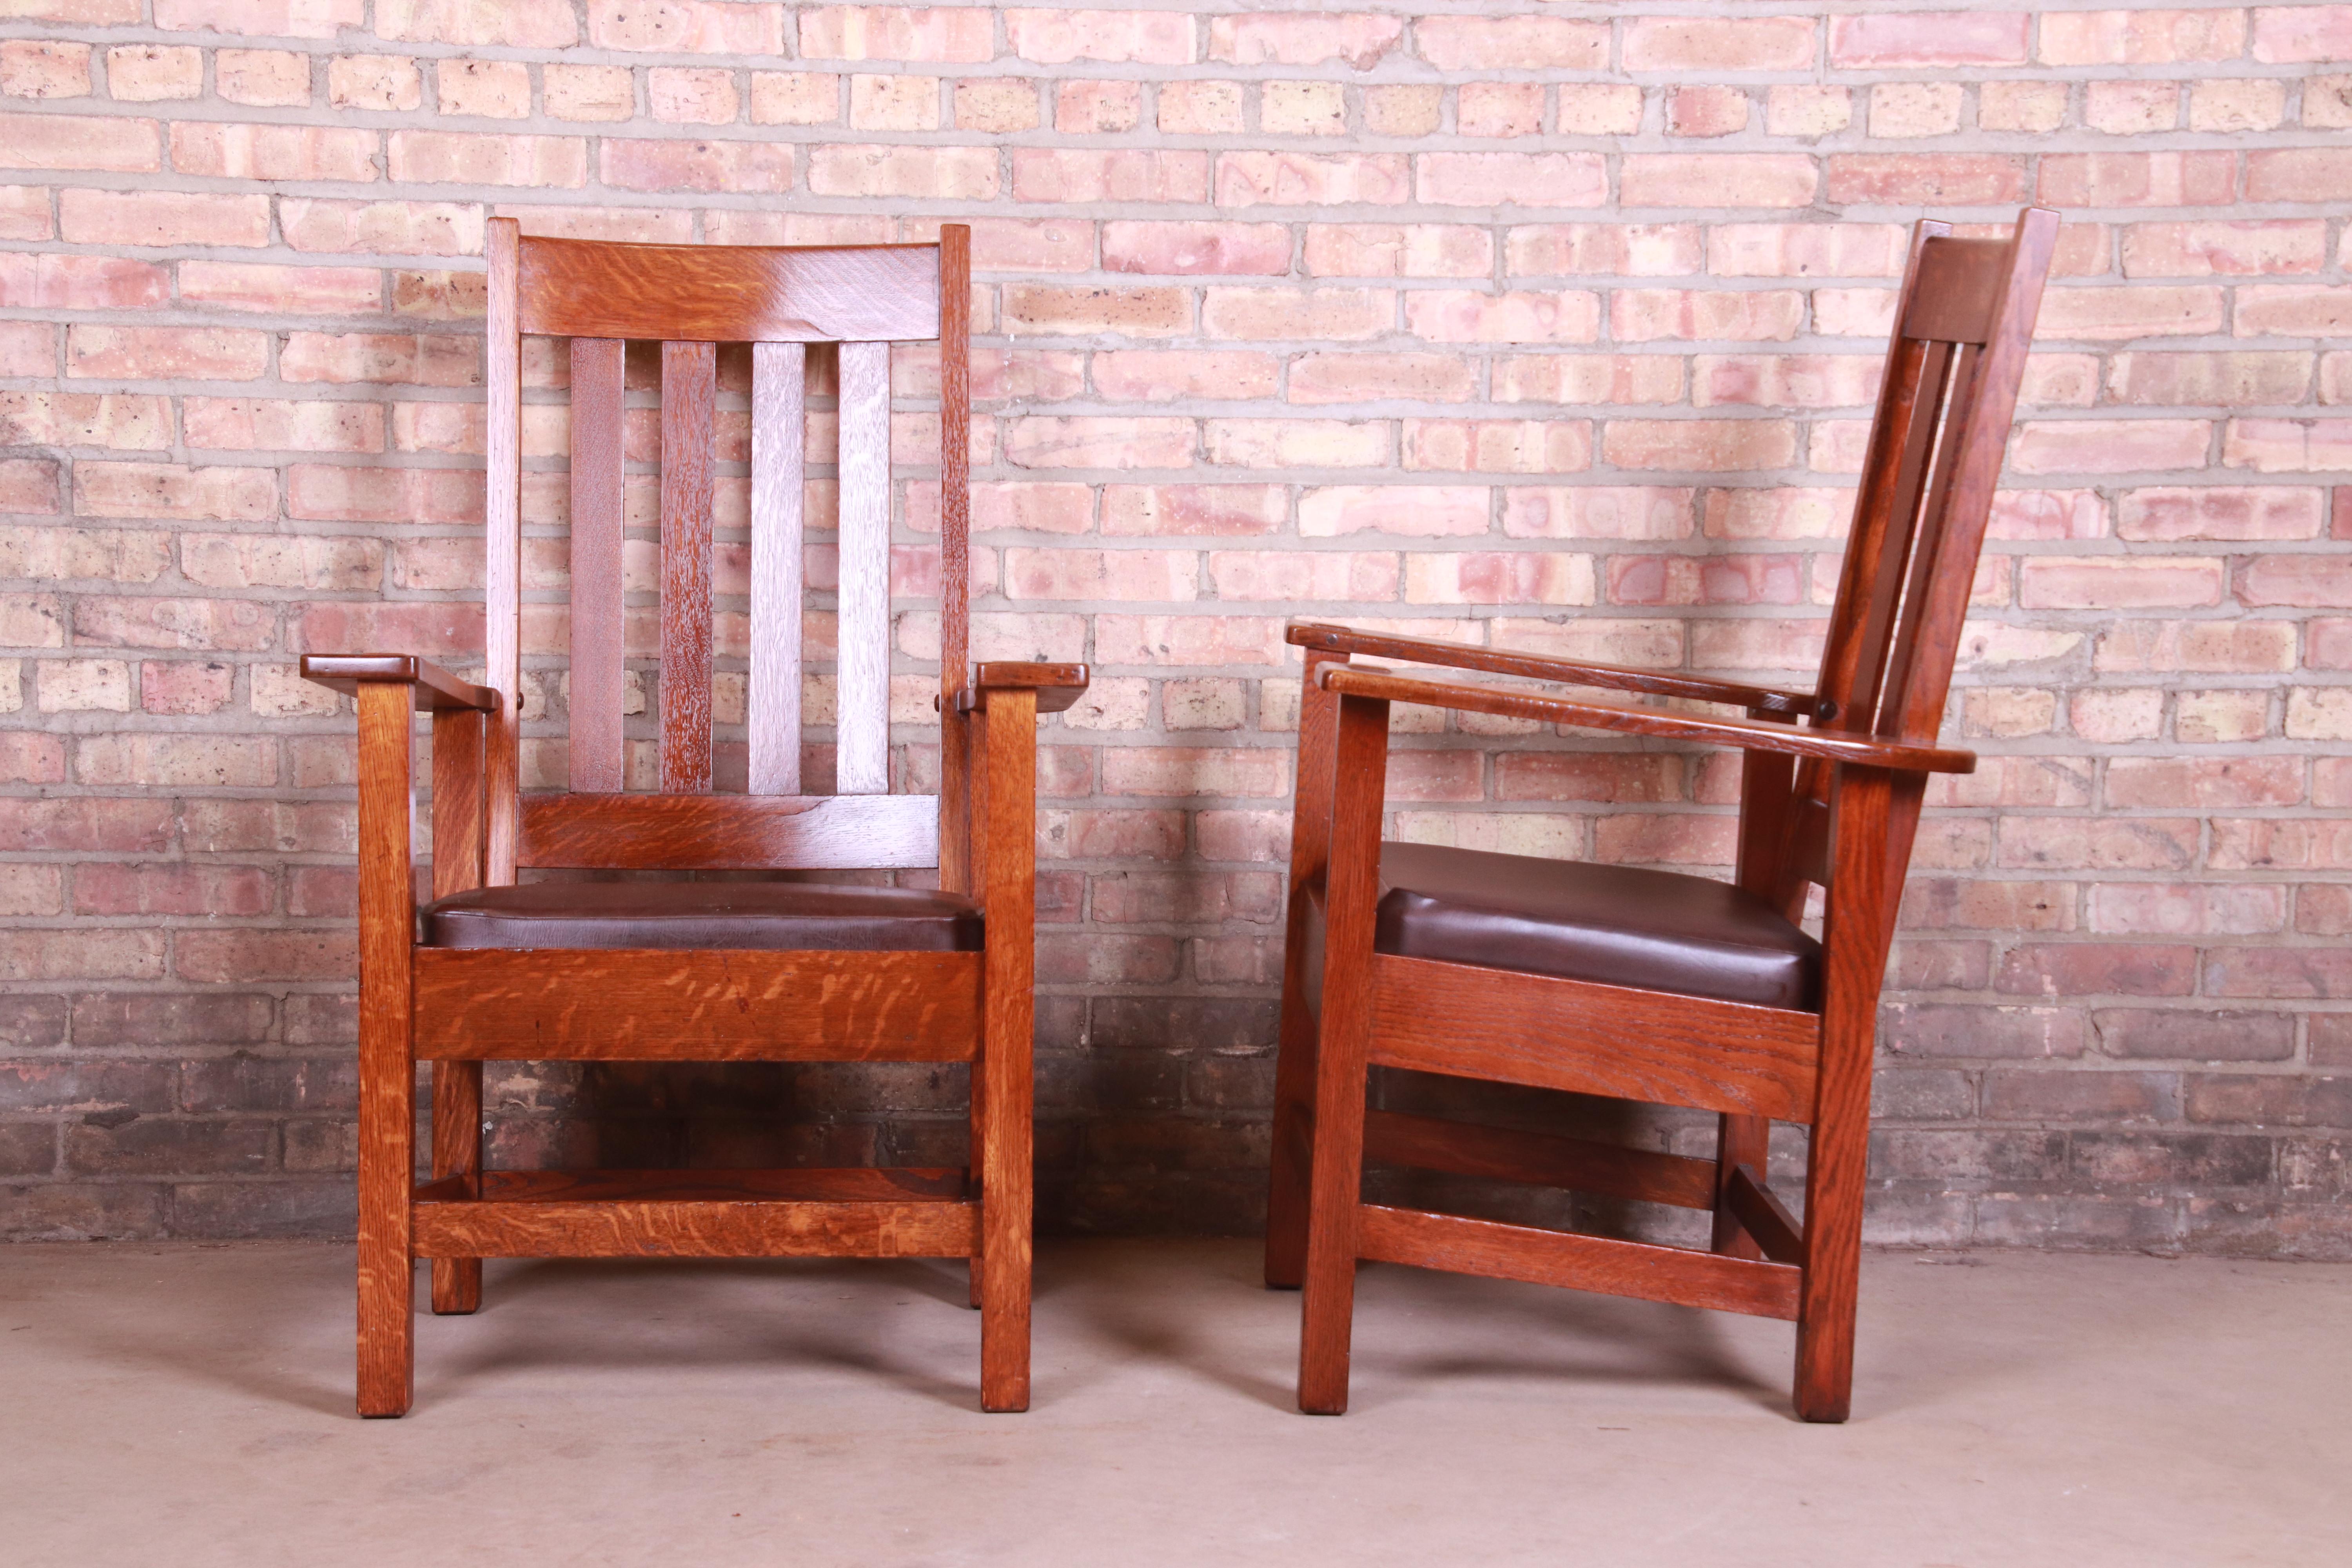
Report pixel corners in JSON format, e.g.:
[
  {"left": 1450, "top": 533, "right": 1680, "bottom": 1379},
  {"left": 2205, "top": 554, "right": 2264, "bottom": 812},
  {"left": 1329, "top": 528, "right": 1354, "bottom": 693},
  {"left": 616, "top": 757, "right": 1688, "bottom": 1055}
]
[
  {"left": 936, "top": 223, "right": 975, "bottom": 893},
  {"left": 483, "top": 216, "right": 522, "bottom": 884}
]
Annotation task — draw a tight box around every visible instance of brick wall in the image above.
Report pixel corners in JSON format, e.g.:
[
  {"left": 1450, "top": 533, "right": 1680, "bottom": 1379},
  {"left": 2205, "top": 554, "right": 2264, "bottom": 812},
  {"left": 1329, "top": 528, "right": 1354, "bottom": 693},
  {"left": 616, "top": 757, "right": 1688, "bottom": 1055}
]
[{"left": 2, "top": 0, "right": 2347, "bottom": 1254}]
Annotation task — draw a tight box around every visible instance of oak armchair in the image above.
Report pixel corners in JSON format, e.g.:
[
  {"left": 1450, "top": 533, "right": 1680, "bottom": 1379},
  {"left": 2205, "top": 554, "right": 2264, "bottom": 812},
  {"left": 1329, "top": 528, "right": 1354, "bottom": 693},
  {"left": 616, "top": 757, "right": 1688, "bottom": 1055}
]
[
  {"left": 302, "top": 221, "right": 1083, "bottom": 1416},
  {"left": 1266, "top": 209, "right": 2059, "bottom": 1422}
]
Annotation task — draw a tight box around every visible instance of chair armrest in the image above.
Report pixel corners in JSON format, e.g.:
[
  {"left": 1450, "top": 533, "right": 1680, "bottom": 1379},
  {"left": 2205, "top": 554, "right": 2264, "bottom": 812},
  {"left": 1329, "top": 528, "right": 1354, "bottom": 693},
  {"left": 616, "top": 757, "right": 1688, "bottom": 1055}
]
[
  {"left": 300, "top": 654, "right": 499, "bottom": 713},
  {"left": 1288, "top": 621, "right": 1818, "bottom": 719},
  {"left": 1321, "top": 666, "right": 1975, "bottom": 775},
  {"left": 956, "top": 661, "right": 1091, "bottom": 715}
]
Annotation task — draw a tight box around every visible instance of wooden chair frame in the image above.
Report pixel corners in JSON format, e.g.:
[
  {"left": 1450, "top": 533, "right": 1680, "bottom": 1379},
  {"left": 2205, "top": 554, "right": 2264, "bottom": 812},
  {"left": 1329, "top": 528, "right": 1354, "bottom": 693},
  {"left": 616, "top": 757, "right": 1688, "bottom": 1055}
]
[
  {"left": 302, "top": 221, "right": 1085, "bottom": 1417},
  {"left": 1263, "top": 210, "right": 2059, "bottom": 1423}
]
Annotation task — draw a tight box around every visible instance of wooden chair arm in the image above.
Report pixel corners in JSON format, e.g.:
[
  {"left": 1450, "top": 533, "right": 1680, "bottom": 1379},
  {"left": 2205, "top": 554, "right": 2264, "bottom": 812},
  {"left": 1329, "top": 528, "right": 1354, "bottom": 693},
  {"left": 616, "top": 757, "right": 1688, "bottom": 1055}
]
[
  {"left": 1319, "top": 666, "right": 1975, "bottom": 775},
  {"left": 1288, "top": 622, "right": 1818, "bottom": 719},
  {"left": 956, "top": 661, "right": 1090, "bottom": 715},
  {"left": 301, "top": 654, "right": 500, "bottom": 713}
]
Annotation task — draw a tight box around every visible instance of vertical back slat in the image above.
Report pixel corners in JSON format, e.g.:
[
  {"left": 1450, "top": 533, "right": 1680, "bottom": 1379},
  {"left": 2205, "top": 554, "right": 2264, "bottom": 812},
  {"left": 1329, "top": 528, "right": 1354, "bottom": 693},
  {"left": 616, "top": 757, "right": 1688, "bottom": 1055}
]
[
  {"left": 567, "top": 337, "right": 626, "bottom": 794},
  {"left": 659, "top": 339, "right": 716, "bottom": 794},
  {"left": 483, "top": 217, "right": 522, "bottom": 883},
  {"left": 835, "top": 338, "right": 892, "bottom": 795},
  {"left": 1844, "top": 337, "right": 1956, "bottom": 732},
  {"left": 1878, "top": 343, "right": 1984, "bottom": 736},
  {"left": 749, "top": 340, "right": 807, "bottom": 795}
]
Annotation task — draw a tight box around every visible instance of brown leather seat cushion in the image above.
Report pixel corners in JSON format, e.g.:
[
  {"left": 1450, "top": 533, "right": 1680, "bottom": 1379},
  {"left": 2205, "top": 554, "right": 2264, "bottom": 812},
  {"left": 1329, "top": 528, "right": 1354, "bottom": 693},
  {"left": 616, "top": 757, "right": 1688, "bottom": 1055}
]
[
  {"left": 1365, "top": 842, "right": 1819, "bottom": 1010},
  {"left": 421, "top": 880, "right": 983, "bottom": 952}
]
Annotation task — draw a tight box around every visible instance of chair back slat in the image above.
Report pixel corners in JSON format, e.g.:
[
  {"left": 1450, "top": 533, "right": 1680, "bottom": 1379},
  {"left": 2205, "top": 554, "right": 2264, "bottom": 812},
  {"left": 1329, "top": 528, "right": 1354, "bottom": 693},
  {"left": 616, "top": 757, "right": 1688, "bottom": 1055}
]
[
  {"left": 566, "top": 337, "right": 627, "bottom": 793},
  {"left": 834, "top": 339, "right": 893, "bottom": 795},
  {"left": 1777, "top": 209, "right": 2059, "bottom": 881},
  {"left": 658, "top": 339, "right": 717, "bottom": 794},
  {"left": 519, "top": 240, "right": 941, "bottom": 343},
  {"left": 748, "top": 340, "right": 807, "bottom": 795},
  {"left": 481, "top": 221, "right": 969, "bottom": 870}
]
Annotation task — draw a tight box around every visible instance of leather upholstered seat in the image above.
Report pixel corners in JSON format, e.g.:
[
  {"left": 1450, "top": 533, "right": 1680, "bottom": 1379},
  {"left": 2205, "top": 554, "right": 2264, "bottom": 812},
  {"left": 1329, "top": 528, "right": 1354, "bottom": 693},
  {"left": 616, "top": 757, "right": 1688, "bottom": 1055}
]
[
  {"left": 1355, "top": 842, "right": 1819, "bottom": 1011},
  {"left": 422, "top": 880, "right": 983, "bottom": 952}
]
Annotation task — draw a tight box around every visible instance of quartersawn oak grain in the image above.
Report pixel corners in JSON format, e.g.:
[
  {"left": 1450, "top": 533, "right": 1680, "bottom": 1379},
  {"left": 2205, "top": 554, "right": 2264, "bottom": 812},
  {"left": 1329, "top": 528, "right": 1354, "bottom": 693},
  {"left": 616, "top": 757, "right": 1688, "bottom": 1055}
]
[{"left": 519, "top": 793, "right": 939, "bottom": 871}]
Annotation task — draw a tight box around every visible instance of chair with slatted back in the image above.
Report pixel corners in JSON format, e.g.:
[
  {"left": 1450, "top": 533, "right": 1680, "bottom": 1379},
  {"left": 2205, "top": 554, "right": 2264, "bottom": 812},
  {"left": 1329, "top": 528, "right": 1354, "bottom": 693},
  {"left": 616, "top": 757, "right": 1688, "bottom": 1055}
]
[
  {"left": 298, "top": 219, "right": 1085, "bottom": 1417},
  {"left": 1263, "top": 208, "right": 2058, "bottom": 1422}
]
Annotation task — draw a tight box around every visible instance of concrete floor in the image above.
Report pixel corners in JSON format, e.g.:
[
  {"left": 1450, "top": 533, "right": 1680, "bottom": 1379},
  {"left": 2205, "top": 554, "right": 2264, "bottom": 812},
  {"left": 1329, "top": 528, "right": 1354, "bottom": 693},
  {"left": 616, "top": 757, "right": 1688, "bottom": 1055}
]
[{"left": 0, "top": 1241, "right": 2346, "bottom": 1566}]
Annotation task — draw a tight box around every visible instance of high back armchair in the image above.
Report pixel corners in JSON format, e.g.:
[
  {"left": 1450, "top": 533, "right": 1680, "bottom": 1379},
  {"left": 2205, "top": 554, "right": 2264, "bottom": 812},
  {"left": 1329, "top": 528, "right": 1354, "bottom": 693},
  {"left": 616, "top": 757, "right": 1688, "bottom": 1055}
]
[
  {"left": 301, "top": 220, "right": 1083, "bottom": 1417},
  {"left": 1265, "top": 209, "right": 2058, "bottom": 1422}
]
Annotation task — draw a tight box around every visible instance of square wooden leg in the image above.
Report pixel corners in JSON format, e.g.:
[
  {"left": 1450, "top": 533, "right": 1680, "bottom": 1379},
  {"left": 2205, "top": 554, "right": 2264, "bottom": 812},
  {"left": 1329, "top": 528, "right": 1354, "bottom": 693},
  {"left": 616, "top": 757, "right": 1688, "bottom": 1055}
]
[{"left": 429, "top": 1060, "right": 483, "bottom": 1316}]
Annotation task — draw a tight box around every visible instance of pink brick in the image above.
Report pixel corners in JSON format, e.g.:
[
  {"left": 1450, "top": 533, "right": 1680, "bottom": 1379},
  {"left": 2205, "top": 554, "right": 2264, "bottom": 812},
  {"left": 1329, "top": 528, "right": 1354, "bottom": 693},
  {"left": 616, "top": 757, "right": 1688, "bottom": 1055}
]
[
  {"left": 183, "top": 397, "right": 383, "bottom": 454},
  {"left": 1092, "top": 614, "right": 1287, "bottom": 665},
  {"left": 1305, "top": 224, "right": 1492, "bottom": 278},
  {"left": 1612, "top": 289, "right": 1804, "bottom": 344},
  {"left": 1406, "top": 551, "right": 1595, "bottom": 606},
  {"left": 1623, "top": 15, "right": 1815, "bottom": 70},
  {"left": 2037, "top": 285, "right": 2227, "bottom": 341},
  {"left": 74, "top": 462, "right": 275, "bottom": 523},
  {"left": 2252, "top": 4, "right": 2352, "bottom": 61},
  {"left": 2119, "top": 486, "right": 2324, "bottom": 541},
  {"left": 0, "top": 114, "right": 159, "bottom": 181},
  {"left": 1210, "top": 12, "right": 1405, "bottom": 69},
  {"left": 281, "top": 332, "right": 479, "bottom": 386},
  {"left": 1503, "top": 487, "right": 1693, "bottom": 540},
  {"left": 1007, "top": 9, "right": 1193, "bottom": 64},
  {"left": 286, "top": 463, "right": 479, "bottom": 524},
  {"left": 1054, "top": 80, "right": 1138, "bottom": 134},
  {"left": 1102, "top": 484, "right": 1285, "bottom": 537},
  {"left": 1692, "top": 354, "right": 1882, "bottom": 409},
  {"left": 58, "top": 190, "right": 269, "bottom": 247},
  {"left": 2, "top": 40, "right": 92, "bottom": 99},
  {"left": 1200, "top": 287, "right": 1390, "bottom": 342},
  {"left": 66, "top": 325, "right": 269, "bottom": 380},
  {"left": 154, "top": 0, "right": 364, "bottom": 39},
  {"left": 2040, "top": 8, "right": 2247, "bottom": 64},
  {"left": 2247, "top": 149, "right": 2352, "bottom": 203},
  {"left": 1458, "top": 82, "right": 1544, "bottom": 139},
  {"left": 1990, "top": 489, "right": 2109, "bottom": 541},
  {"left": 2040, "top": 152, "right": 2236, "bottom": 208},
  {"left": 2018, "top": 557, "right": 2226, "bottom": 609},
  {"left": 178, "top": 262, "right": 381, "bottom": 316},
  {"left": 965, "top": 217, "right": 1092, "bottom": 274},
  {"left": 1707, "top": 222, "right": 1908, "bottom": 278},
  {"left": 1603, "top": 419, "right": 1797, "bottom": 472},
  {"left": 1828, "top": 154, "right": 2026, "bottom": 205},
  {"left": 603, "top": 138, "right": 795, "bottom": 194},
  {"left": 1405, "top": 290, "right": 1599, "bottom": 344},
  {"left": 1287, "top": 352, "right": 1476, "bottom": 406},
  {"left": 1297, "top": 486, "right": 1489, "bottom": 538},
  {"left": 1830, "top": 11, "right": 2030, "bottom": 66},
  {"left": 171, "top": 122, "right": 375, "bottom": 183},
  {"left": 2221, "top": 418, "right": 2352, "bottom": 473},
  {"left": 1666, "top": 85, "right": 1750, "bottom": 138},
  {"left": 0, "top": 253, "right": 167, "bottom": 310},
  {"left": 389, "top": 131, "right": 585, "bottom": 187},
  {"left": 1622, "top": 155, "right": 1818, "bottom": 209},
  {"left": 1416, "top": 16, "right": 1607, "bottom": 70},
  {"left": 1003, "top": 548, "right": 1196, "bottom": 601},
  {"left": 1102, "top": 221, "right": 1289, "bottom": 276},
  {"left": 2235, "top": 554, "right": 2352, "bottom": 606},
  {"left": 1506, "top": 224, "right": 1704, "bottom": 279},
  {"left": 799, "top": 6, "right": 996, "bottom": 63},
  {"left": 2012, "top": 420, "right": 2214, "bottom": 474},
  {"left": 1495, "top": 354, "right": 1685, "bottom": 406},
  {"left": 810, "top": 142, "right": 996, "bottom": 199},
  {"left": 2107, "top": 757, "right": 2304, "bottom": 809},
  {"left": 1204, "top": 417, "right": 1387, "bottom": 469},
  {"left": 1205, "top": 550, "right": 1399, "bottom": 601},
  {"left": 280, "top": 198, "right": 483, "bottom": 256},
  {"left": 1016, "top": 149, "right": 1208, "bottom": 204},
  {"left": 1002, "top": 284, "right": 1188, "bottom": 338},
  {"left": 2236, "top": 286, "right": 2352, "bottom": 338},
  {"left": 1002, "top": 416, "right": 1194, "bottom": 470},
  {"left": 1416, "top": 151, "right": 1606, "bottom": 210},
  {"left": 1404, "top": 419, "right": 1591, "bottom": 475},
  {"left": 585, "top": 0, "right": 777, "bottom": 53},
  {"left": 1216, "top": 151, "right": 1408, "bottom": 207},
  {"left": 1092, "top": 350, "right": 1278, "bottom": 402},
  {"left": 2123, "top": 220, "right": 2328, "bottom": 277}
]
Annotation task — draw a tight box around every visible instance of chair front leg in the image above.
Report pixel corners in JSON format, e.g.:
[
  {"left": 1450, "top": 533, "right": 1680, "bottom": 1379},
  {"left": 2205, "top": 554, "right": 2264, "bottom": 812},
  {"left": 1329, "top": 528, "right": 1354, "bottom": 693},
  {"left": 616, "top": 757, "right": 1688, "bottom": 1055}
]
[
  {"left": 1297, "top": 693, "right": 1389, "bottom": 1415},
  {"left": 976, "top": 689, "right": 1036, "bottom": 1412},
  {"left": 428, "top": 706, "right": 486, "bottom": 1316},
  {"left": 355, "top": 682, "right": 418, "bottom": 1417}
]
